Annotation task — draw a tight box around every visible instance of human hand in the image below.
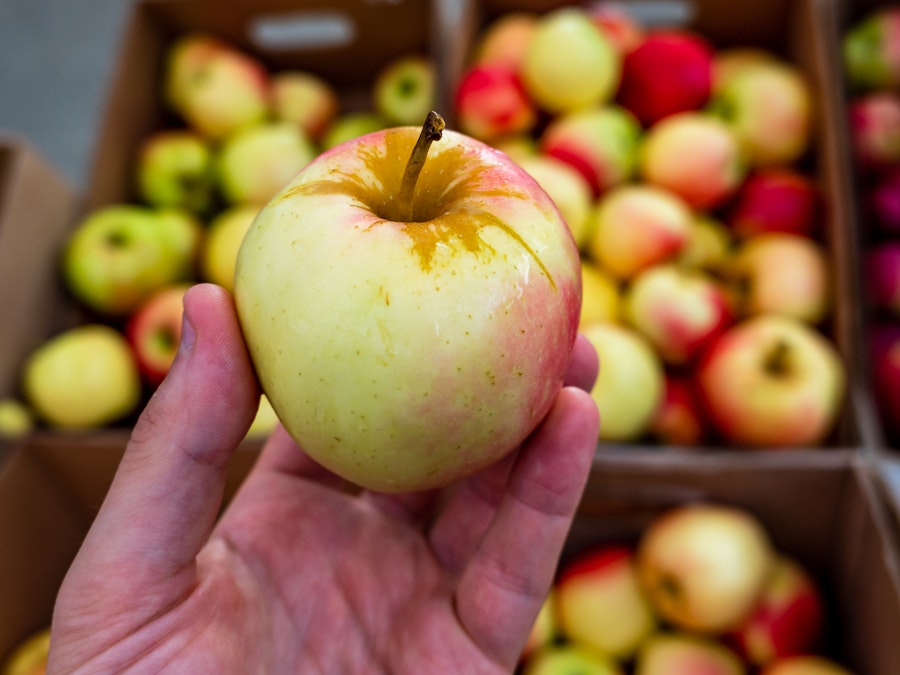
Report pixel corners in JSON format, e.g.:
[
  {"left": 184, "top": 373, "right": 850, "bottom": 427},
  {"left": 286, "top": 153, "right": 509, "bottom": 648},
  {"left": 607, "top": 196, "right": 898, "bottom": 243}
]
[{"left": 48, "top": 283, "right": 600, "bottom": 674}]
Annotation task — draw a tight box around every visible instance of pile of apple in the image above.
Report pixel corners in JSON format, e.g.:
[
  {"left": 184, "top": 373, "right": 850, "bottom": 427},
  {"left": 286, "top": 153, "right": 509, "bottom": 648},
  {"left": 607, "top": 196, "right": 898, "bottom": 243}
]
[
  {"left": 2, "top": 34, "right": 436, "bottom": 436},
  {"left": 453, "top": 4, "right": 847, "bottom": 448},
  {"left": 518, "top": 502, "right": 855, "bottom": 675},
  {"left": 844, "top": 5, "right": 900, "bottom": 446}
]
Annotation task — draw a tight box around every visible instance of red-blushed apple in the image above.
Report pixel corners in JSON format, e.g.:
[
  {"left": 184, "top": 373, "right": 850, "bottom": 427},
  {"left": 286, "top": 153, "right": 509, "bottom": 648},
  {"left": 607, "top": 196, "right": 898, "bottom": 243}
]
[
  {"left": 866, "top": 242, "right": 900, "bottom": 316},
  {"left": 321, "top": 112, "right": 389, "bottom": 151},
  {"left": 588, "top": 2, "right": 644, "bottom": 55},
  {"left": 639, "top": 111, "right": 745, "bottom": 210},
  {"left": 727, "top": 168, "right": 820, "bottom": 239},
  {"left": 581, "top": 322, "right": 664, "bottom": 442},
  {"left": 233, "top": 113, "right": 582, "bottom": 493},
  {"left": 616, "top": 30, "right": 714, "bottom": 126},
  {"left": 555, "top": 545, "right": 657, "bottom": 660},
  {"left": 868, "top": 323, "right": 900, "bottom": 442},
  {"left": 454, "top": 64, "right": 537, "bottom": 142},
  {"left": 522, "top": 7, "right": 620, "bottom": 114},
  {"left": 761, "top": 655, "right": 854, "bottom": 675},
  {"left": 726, "top": 554, "right": 825, "bottom": 667},
  {"left": 515, "top": 154, "right": 594, "bottom": 248},
  {"left": 635, "top": 633, "right": 745, "bottom": 675},
  {"left": 522, "top": 644, "right": 623, "bottom": 675},
  {"left": 271, "top": 70, "right": 339, "bottom": 142},
  {"left": 843, "top": 7, "right": 900, "bottom": 92},
  {"left": 624, "top": 264, "right": 733, "bottom": 366},
  {"left": 539, "top": 104, "right": 642, "bottom": 197},
  {"left": 471, "top": 12, "right": 539, "bottom": 74},
  {"left": 869, "top": 168, "right": 900, "bottom": 235},
  {"left": 0, "top": 397, "right": 34, "bottom": 440},
  {"left": 712, "top": 48, "right": 776, "bottom": 93},
  {"left": 200, "top": 204, "right": 260, "bottom": 293},
  {"left": 580, "top": 259, "right": 620, "bottom": 327},
  {"left": 587, "top": 184, "right": 693, "bottom": 280},
  {"left": 636, "top": 502, "right": 775, "bottom": 634},
  {"left": 678, "top": 215, "right": 734, "bottom": 274},
  {"left": 731, "top": 233, "right": 830, "bottom": 325},
  {"left": 163, "top": 33, "right": 270, "bottom": 140},
  {"left": 373, "top": 55, "right": 435, "bottom": 126},
  {"left": 126, "top": 283, "right": 192, "bottom": 387},
  {"left": 521, "top": 590, "right": 557, "bottom": 661},
  {"left": 848, "top": 92, "right": 900, "bottom": 171},
  {"left": 695, "top": 315, "right": 845, "bottom": 447},
  {"left": 136, "top": 130, "right": 214, "bottom": 215},
  {"left": 650, "top": 373, "right": 708, "bottom": 446},
  {"left": 0, "top": 626, "right": 50, "bottom": 675}
]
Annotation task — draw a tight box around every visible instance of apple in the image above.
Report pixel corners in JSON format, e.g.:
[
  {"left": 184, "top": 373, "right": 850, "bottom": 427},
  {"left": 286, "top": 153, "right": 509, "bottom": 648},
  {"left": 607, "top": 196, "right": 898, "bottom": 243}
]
[
  {"left": 866, "top": 242, "right": 900, "bottom": 316},
  {"left": 522, "top": 644, "right": 622, "bottom": 675},
  {"left": 727, "top": 168, "right": 820, "bottom": 239},
  {"left": 639, "top": 111, "right": 745, "bottom": 210},
  {"left": 678, "top": 215, "right": 733, "bottom": 273},
  {"left": 587, "top": 184, "right": 693, "bottom": 280},
  {"left": 580, "top": 259, "right": 620, "bottom": 327},
  {"left": 454, "top": 64, "right": 537, "bottom": 142},
  {"left": 157, "top": 207, "right": 204, "bottom": 279},
  {"left": 616, "top": 30, "right": 714, "bottom": 126},
  {"left": 0, "top": 626, "right": 50, "bottom": 675},
  {"left": 650, "top": 373, "right": 708, "bottom": 446},
  {"left": 731, "top": 233, "right": 830, "bottom": 325},
  {"left": 492, "top": 134, "right": 538, "bottom": 163},
  {"left": 588, "top": 2, "right": 645, "bottom": 55},
  {"left": 471, "top": 12, "right": 539, "bottom": 73},
  {"left": 126, "top": 283, "right": 192, "bottom": 387},
  {"left": 521, "top": 7, "right": 620, "bottom": 114},
  {"left": 200, "top": 204, "right": 260, "bottom": 292},
  {"left": 761, "top": 656, "right": 854, "bottom": 675},
  {"left": 515, "top": 155, "right": 593, "bottom": 248},
  {"left": 868, "top": 322, "right": 900, "bottom": 441},
  {"left": 135, "top": 130, "right": 214, "bottom": 215},
  {"left": 580, "top": 322, "right": 664, "bottom": 442},
  {"left": 163, "top": 33, "right": 270, "bottom": 140},
  {"left": 624, "top": 264, "right": 732, "bottom": 365},
  {"left": 22, "top": 324, "right": 142, "bottom": 429},
  {"left": 271, "top": 70, "right": 340, "bottom": 142},
  {"left": 0, "top": 398, "right": 34, "bottom": 439},
  {"left": 635, "top": 633, "right": 745, "bottom": 675},
  {"left": 321, "top": 112, "right": 389, "bottom": 151},
  {"left": 713, "top": 59, "right": 812, "bottom": 167},
  {"left": 869, "top": 168, "right": 900, "bottom": 235},
  {"left": 695, "top": 315, "right": 846, "bottom": 447},
  {"left": 727, "top": 554, "right": 825, "bottom": 667},
  {"left": 556, "top": 545, "right": 657, "bottom": 660},
  {"left": 233, "top": 113, "right": 581, "bottom": 493},
  {"left": 521, "top": 590, "right": 557, "bottom": 661},
  {"left": 847, "top": 92, "right": 900, "bottom": 171},
  {"left": 246, "top": 394, "right": 280, "bottom": 440},
  {"left": 539, "top": 104, "right": 642, "bottom": 197},
  {"left": 636, "top": 502, "right": 775, "bottom": 634},
  {"left": 843, "top": 7, "right": 900, "bottom": 92},
  {"left": 373, "top": 55, "right": 435, "bottom": 126},
  {"left": 713, "top": 48, "right": 776, "bottom": 93}
]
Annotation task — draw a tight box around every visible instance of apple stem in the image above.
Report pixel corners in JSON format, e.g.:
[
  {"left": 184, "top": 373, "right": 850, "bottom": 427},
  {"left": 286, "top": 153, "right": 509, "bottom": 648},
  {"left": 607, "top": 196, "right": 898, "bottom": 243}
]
[
  {"left": 399, "top": 111, "right": 445, "bottom": 222},
  {"left": 764, "top": 339, "right": 792, "bottom": 377}
]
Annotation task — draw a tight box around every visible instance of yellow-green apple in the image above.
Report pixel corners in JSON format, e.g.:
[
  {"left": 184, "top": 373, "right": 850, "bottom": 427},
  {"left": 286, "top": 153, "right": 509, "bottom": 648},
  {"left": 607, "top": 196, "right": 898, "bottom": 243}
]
[
  {"left": 843, "top": 7, "right": 900, "bottom": 92},
  {"left": 869, "top": 243, "right": 900, "bottom": 316},
  {"left": 271, "top": 70, "right": 339, "bottom": 142},
  {"left": 588, "top": 2, "right": 644, "bottom": 55},
  {"left": 695, "top": 315, "right": 845, "bottom": 447},
  {"left": 712, "top": 48, "right": 776, "bottom": 93},
  {"left": 761, "top": 656, "right": 854, "bottom": 675},
  {"left": 246, "top": 394, "right": 280, "bottom": 439},
  {"left": 712, "top": 59, "right": 812, "bottom": 167},
  {"left": 471, "top": 12, "right": 538, "bottom": 73},
  {"left": 587, "top": 184, "right": 693, "bottom": 280},
  {"left": 217, "top": 122, "right": 316, "bottom": 205},
  {"left": 556, "top": 545, "right": 657, "bottom": 660},
  {"left": 515, "top": 154, "right": 593, "bottom": 248},
  {"left": 0, "top": 398, "right": 34, "bottom": 439},
  {"left": 157, "top": 207, "right": 204, "bottom": 279},
  {"left": 62, "top": 205, "right": 191, "bottom": 316},
  {"left": 322, "top": 112, "right": 389, "bottom": 151},
  {"left": 163, "top": 33, "right": 270, "bottom": 140},
  {"left": 869, "top": 168, "right": 900, "bottom": 235},
  {"left": 731, "top": 233, "right": 830, "bottom": 324},
  {"left": 624, "top": 264, "right": 733, "bottom": 365},
  {"left": 580, "top": 259, "right": 620, "bottom": 327},
  {"left": 581, "top": 322, "right": 663, "bottom": 442},
  {"left": 848, "top": 92, "right": 900, "bottom": 171},
  {"left": 727, "top": 168, "right": 820, "bottom": 239},
  {"left": 493, "top": 134, "right": 538, "bottom": 163},
  {"left": 521, "top": 591, "right": 557, "bottom": 661},
  {"left": 454, "top": 64, "right": 537, "bottom": 142},
  {"left": 200, "top": 204, "right": 260, "bottom": 292},
  {"left": 635, "top": 633, "right": 745, "bottom": 675},
  {"left": 539, "top": 104, "right": 642, "bottom": 197},
  {"left": 650, "top": 373, "right": 708, "bottom": 446},
  {"left": 678, "top": 215, "right": 733, "bottom": 273},
  {"left": 373, "top": 55, "right": 435, "bottom": 126},
  {"left": 869, "top": 323, "right": 900, "bottom": 441},
  {"left": 726, "top": 554, "right": 824, "bottom": 667},
  {"left": 126, "top": 283, "right": 191, "bottom": 387},
  {"left": 639, "top": 112, "right": 745, "bottom": 210},
  {"left": 636, "top": 502, "right": 775, "bottom": 633},
  {"left": 136, "top": 130, "right": 214, "bottom": 215},
  {"left": 233, "top": 113, "right": 582, "bottom": 492},
  {"left": 616, "top": 30, "right": 713, "bottom": 126},
  {"left": 1, "top": 626, "right": 50, "bottom": 675},
  {"left": 522, "top": 7, "right": 620, "bottom": 114},
  {"left": 22, "top": 325, "right": 141, "bottom": 428},
  {"left": 522, "top": 644, "right": 622, "bottom": 675}
]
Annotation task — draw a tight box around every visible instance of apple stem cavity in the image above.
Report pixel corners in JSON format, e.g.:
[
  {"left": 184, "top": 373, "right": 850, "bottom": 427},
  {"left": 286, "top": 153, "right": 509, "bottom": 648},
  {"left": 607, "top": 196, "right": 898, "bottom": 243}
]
[
  {"left": 764, "top": 339, "right": 792, "bottom": 377},
  {"left": 399, "top": 110, "right": 445, "bottom": 222}
]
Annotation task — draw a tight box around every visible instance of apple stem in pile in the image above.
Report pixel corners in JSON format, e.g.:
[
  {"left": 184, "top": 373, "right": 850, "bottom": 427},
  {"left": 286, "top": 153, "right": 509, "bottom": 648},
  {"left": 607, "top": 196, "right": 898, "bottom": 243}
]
[
  {"left": 764, "top": 339, "right": 792, "bottom": 377},
  {"left": 399, "top": 111, "right": 445, "bottom": 221}
]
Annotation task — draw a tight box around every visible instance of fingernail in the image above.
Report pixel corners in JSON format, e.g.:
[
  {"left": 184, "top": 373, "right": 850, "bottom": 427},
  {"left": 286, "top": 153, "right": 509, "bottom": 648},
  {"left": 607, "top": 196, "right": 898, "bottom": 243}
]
[{"left": 179, "top": 312, "right": 196, "bottom": 354}]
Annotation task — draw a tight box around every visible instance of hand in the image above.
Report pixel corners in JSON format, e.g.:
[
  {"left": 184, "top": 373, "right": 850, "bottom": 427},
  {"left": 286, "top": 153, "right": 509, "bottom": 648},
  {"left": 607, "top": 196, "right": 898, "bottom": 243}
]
[{"left": 48, "top": 283, "right": 600, "bottom": 674}]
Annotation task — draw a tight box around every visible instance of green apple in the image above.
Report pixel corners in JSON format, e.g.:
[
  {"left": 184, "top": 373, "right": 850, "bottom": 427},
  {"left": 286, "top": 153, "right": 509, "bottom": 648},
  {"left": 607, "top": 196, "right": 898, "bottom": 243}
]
[
  {"left": 157, "top": 207, "right": 204, "bottom": 278},
  {"left": 0, "top": 398, "right": 34, "bottom": 439},
  {"left": 22, "top": 325, "right": 142, "bottom": 428},
  {"left": 234, "top": 113, "right": 581, "bottom": 492},
  {"left": 136, "top": 130, "right": 215, "bottom": 214},
  {"left": 522, "top": 644, "right": 622, "bottom": 675},
  {"left": 200, "top": 204, "right": 260, "bottom": 292},
  {"left": 373, "top": 55, "right": 435, "bottom": 126},
  {"left": 321, "top": 111, "right": 390, "bottom": 151},
  {"left": 246, "top": 394, "right": 280, "bottom": 439}
]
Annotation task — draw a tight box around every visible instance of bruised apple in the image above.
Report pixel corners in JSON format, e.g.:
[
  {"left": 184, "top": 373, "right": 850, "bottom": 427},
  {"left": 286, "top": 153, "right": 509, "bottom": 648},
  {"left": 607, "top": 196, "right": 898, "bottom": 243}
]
[{"left": 234, "top": 113, "right": 581, "bottom": 492}]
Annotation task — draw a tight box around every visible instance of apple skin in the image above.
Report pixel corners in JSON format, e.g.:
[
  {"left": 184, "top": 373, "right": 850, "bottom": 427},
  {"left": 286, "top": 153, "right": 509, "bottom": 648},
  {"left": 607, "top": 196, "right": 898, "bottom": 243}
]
[
  {"left": 713, "top": 48, "right": 776, "bottom": 93},
  {"left": 126, "top": 283, "right": 192, "bottom": 387},
  {"left": 760, "top": 656, "right": 854, "bottom": 675},
  {"left": 164, "top": 33, "right": 270, "bottom": 140},
  {"left": 678, "top": 216, "right": 734, "bottom": 273},
  {"left": 581, "top": 322, "right": 664, "bottom": 442},
  {"left": 0, "top": 398, "right": 34, "bottom": 440},
  {"left": 695, "top": 315, "right": 845, "bottom": 447},
  {"left": 866, "top": 242, "right": 900, "bottom": 316},
  {"left": 868, "top": 322, "right": 900, "bottom": 442},
  {"left": 869, "top": 168, "right": 900, "bottom": 235},
  {"left": 650, "top": 373, "right": 708, "bottom": 446},
  {"left": 271, "top": 70, "right": 340, "bottom": 142},
  {"left": 454, "top": 64, "right": 537, "bottom": 142},
  {"left": 373, "top": 55, "right": 435, "bottom": 126},
  {"left": 588, "top": 3, "right": 644, "bottom": 55},
  {"left": 539, "top": 104, "right": 642, "bottom": 197},
  {"left": 521, "top": 591, "right": 557, "bottom": 661},
  {"left": 587, "top": 184, "right": 693, "bottom": 280},
  {"left": 246, "top": 394, "right": 280, "bottom": 440},
  {"left": 1, "top": 626, "right": 51, "bottom": 675},
  {"left": 726, "top": 555, "right": 824, "bottom": 667},
  {"left": 616, "top": 30, "right": 714, "bottom": 126},
  {"left": 515, "top": 155, "right": 594, "bottom": 249},
  {"left": 580, "top": 259, "right": 620, "bottom": 327},
  {"left": 727, "top": 169, "right": 820, "bottom": 239},
  {"left": 136, "top": 130, "right": 214, "bottom": 215},
  {"left": 636, "top": 502, "right": 775, "bottom": 634},
  {"left": 843, "top": 7, "right": 900, "bottom": 92},
  {"left": 471, "top": 12, "right": 539, "bottom": 74},
  {"left": 522, "top": 7, "right": 620, "bottom": 114},
  {"left": 322, "top": 112, "right": 389, "bottom": 151},
  {"left": 639, "top": 112, "right": 745, "bottom": 210},
  {"left": 234, "top": 126, "right": 581, "bottom": 493},
  {"left": 522, "top": 644, "right": 623, "bottom": 675},
  {"left": 22, "top": 324, "right": 142, "bottom": 429},
  {"left": 200, "top": 204, "right": 260, "bottom": 293},
  {"left": 848, "top": 92, "right": 900, "bottom": 171},
  {"left": 635, "top": 633, "right": 745, "bottom": 675},
  {"left": 556, "top": 545, "right": 657, "bottom": 660}
]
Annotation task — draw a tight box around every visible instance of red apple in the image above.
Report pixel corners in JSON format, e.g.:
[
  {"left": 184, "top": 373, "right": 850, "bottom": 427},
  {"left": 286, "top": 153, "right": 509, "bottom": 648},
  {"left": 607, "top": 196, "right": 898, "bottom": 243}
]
[
  {"left": 454, "top": 64, "right": 537, "bottom": 142},
  {"left": 471, "top": 12, "right": 539, "bottom": 74},
  {"left": 126, "top": 284, "right": 192, "bottom": 387},
  {"left": 848, "top": 92, "right": 900, "bottom": 171},
  {"left": 868, "top": 322, "right": 900, "bottom": 442},
  {"left": 867, "top": 242, "right": 900, "bottom": 316},
  {"left": 650, "top": 373, "right": 708, "bottom": 446},
  {"left": 869, "top": 168, "right": 900, "bottom": 235},
  {"left": 761, "top": 655, "right": 854, "bottom": 675},
  {"left": 727, "top": 169, "right": 820, "bottom": 239}
]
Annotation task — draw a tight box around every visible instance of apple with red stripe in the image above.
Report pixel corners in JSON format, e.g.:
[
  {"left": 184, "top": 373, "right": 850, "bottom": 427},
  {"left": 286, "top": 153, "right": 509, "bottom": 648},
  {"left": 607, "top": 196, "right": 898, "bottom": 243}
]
[{"left": 126, "top": 284, "right": 192, "bottom": 388}]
